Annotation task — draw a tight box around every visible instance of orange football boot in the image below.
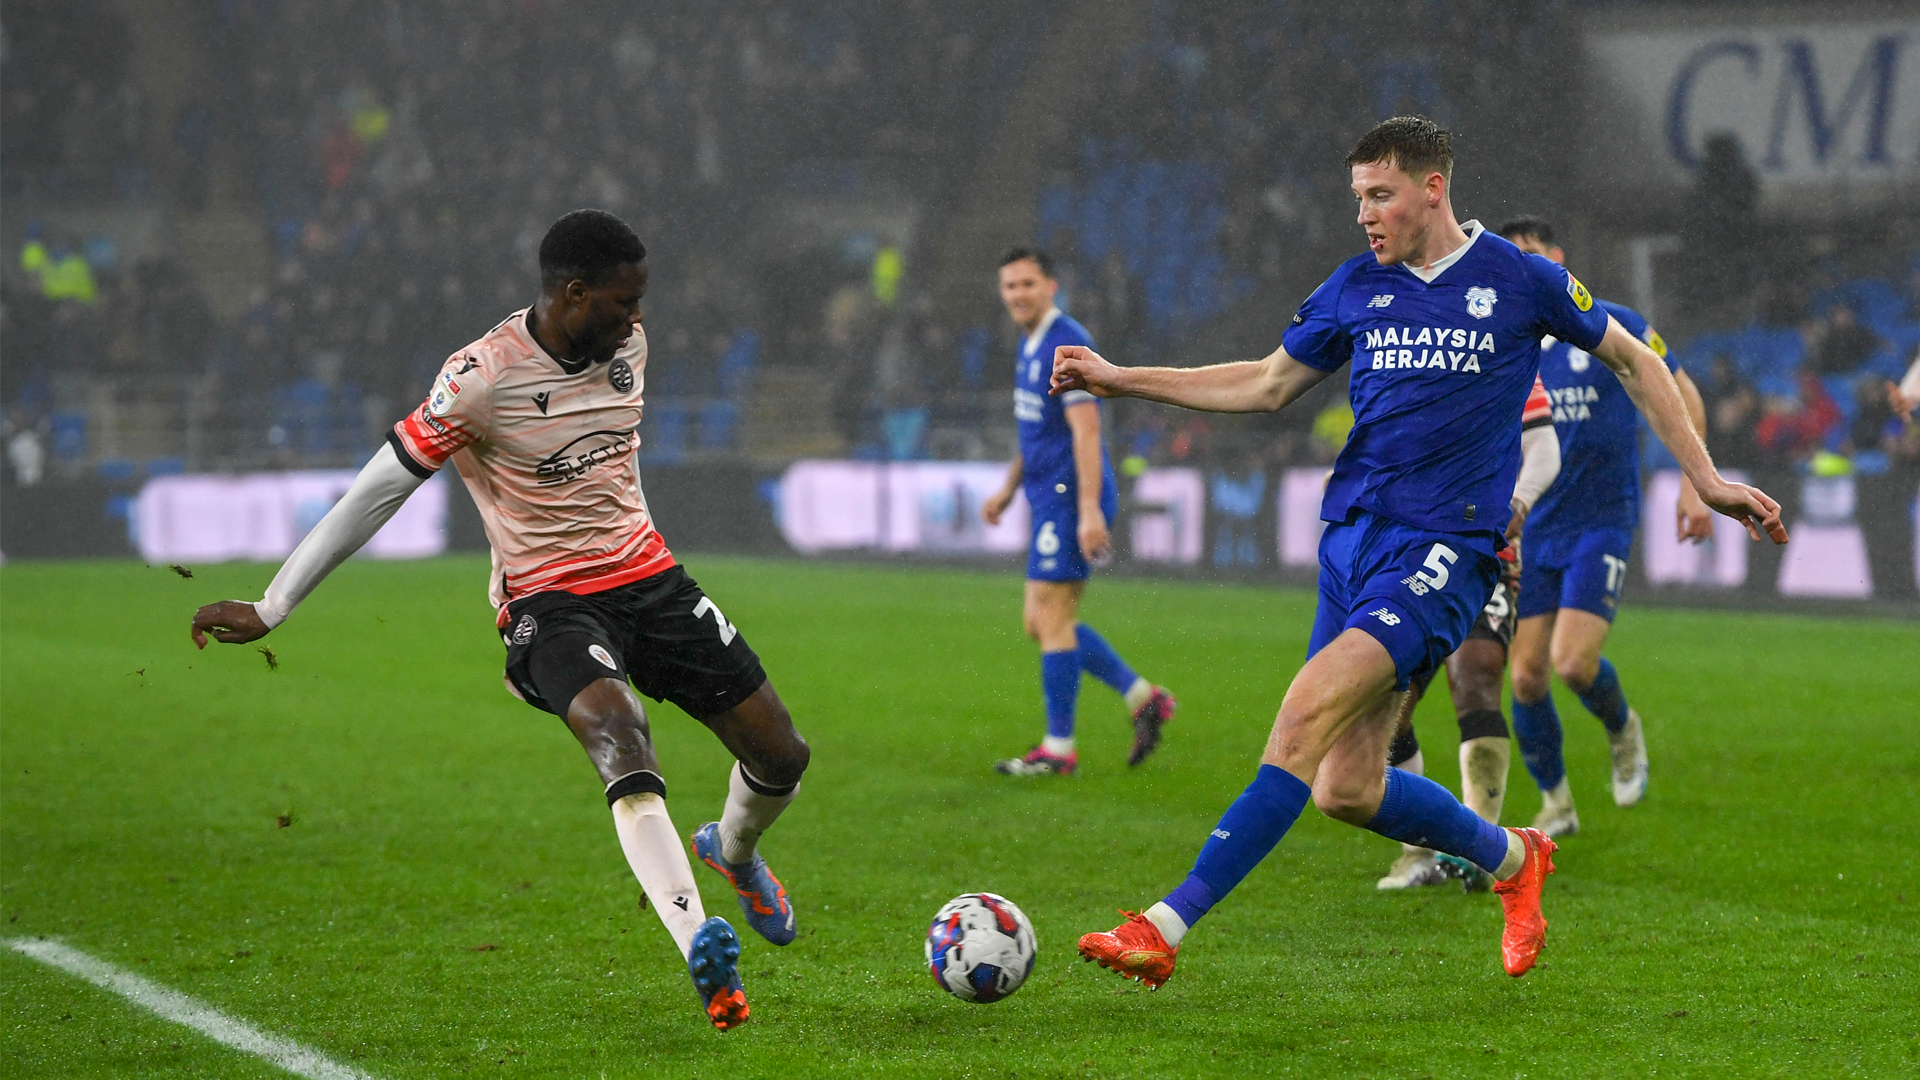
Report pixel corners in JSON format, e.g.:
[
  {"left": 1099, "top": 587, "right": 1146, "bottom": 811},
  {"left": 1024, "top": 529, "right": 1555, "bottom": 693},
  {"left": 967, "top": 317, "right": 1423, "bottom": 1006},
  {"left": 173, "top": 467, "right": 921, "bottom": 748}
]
[
  {"left": 1078, "top": 910, "right": 1178, "bottom": 989},
  {"left": 1491, "top": 826, "right": 1558, "bottom": 976}
]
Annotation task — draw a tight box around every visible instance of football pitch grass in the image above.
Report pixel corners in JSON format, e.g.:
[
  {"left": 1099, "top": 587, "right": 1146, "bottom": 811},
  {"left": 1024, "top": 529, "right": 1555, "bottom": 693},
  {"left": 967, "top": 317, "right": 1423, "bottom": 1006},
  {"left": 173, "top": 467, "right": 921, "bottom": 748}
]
[{"left": 3, "top": 555, "right": 1916, "bottom": 1078}]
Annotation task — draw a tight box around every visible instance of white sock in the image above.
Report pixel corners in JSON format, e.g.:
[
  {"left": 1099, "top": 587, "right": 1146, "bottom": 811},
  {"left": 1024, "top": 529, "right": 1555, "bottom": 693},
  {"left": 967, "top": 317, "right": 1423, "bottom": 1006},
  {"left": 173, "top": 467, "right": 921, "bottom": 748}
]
[
  {"left": 1494, "top": 828, "right": 1528, "bottom": 881},
  {"left": 719, "top": 762, "right": 799, "bottom": 866},
  {"left": 1143, "top": 902, "right": 1188, "bottom": 948},
  {"left": 1123, "top": 678, "right": 1154, "bottom": 712},
  {"left": 1459, "top": 736, "right": 1509, "bottom": 824},
  {"left": 1401, "top": 749, "right": 1425, "bottom": 776},
  {"left": 610, "top": 792, "right": 706, "bottom": 959},
  {"left": 1041, "top": 734, "right": 1075, "bottom": 757},
  {"left": 1541, "top": 777, "right": 1575, "bottom": 813}
]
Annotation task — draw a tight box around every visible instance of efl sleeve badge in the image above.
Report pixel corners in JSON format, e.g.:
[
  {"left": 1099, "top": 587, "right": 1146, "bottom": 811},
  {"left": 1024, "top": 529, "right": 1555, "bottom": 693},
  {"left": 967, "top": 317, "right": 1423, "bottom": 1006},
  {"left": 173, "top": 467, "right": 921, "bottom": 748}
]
[{"left": 1566, "top": 275, "right": 1593, "bottom": 312}]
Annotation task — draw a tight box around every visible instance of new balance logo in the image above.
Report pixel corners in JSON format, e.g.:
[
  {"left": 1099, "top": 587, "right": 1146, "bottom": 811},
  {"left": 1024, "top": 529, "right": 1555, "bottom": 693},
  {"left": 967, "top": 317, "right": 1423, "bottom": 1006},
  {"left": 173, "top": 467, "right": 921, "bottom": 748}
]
[
  {"left": 533, "top": 391, "right": 551, "bottom": 414},
  {"left": 1367, "top": 294, "right": 1394, "bottom": 308},
  {"left": 1211, "top": 829, "right": 1232, "bottom": 840},
  {"left": 1368, "top": 607, "right": 1401, "bottom": 626}
]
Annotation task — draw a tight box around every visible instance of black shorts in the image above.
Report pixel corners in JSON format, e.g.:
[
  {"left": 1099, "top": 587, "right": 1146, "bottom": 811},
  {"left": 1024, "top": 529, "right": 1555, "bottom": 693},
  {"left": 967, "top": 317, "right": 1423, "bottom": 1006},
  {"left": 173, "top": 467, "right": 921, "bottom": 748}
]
[
  {"left": 1464, "top": 563, "right": 1521, "bottom": 649},
  {"left": 500, "top": 565, "right": 767, "bottom": 720}
]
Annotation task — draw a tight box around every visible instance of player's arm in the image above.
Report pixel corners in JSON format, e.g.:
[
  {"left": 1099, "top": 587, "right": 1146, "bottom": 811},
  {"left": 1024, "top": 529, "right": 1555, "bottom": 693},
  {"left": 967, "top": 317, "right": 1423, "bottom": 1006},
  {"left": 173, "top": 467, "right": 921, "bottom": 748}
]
[
  {"left": 1590, "top": 317, "right": 1787, "bottom": 544},
  {"left": 1050, "top": 342, "right": 1330, "bottom": 414},
  {"left": 1508, "top": 424, "right": 1560, "bottom": 549},
  {"left": 1063, "top": 401, "right": 1112, "bottom": 562},
  {"left": 190, "top": 444, "right": 429, "bottom": 646},
  {"left": 1671, "top": 368, "right": 1715, "bottom": 543},
  {"left": 983, "top": 452, "right": 1023, "bottom": 526}
]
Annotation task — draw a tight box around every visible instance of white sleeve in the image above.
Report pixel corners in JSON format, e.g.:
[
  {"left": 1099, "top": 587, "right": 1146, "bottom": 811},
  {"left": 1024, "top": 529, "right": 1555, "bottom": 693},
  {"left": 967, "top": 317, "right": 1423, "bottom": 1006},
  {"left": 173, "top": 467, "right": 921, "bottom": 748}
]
[
  {"left": 1901, "top": 356, "right": 1920, "bottom": 400},
  {"left": 1511, "top": 425, "right": 1561, "bottom": 511},
  {"left": 253, "top": 443, "right": 429, "bottom": 628}
]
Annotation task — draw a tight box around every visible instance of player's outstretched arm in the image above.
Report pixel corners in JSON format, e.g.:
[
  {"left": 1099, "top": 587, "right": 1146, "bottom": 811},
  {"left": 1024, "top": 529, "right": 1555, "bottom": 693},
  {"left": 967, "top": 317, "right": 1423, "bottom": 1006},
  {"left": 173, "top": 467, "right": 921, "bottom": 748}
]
[
  {"left": 1591, "top": 318, "right": 1787, "bottom": 544},
  {"left": 190, "top": 443, "right": 429, "bottom": 647},
  {"left": 1671, "top": 368, "right": 1715, "bottom": 543},
  {"left": 1050, "top": 343, "right": 1329, "bottom": 414}
]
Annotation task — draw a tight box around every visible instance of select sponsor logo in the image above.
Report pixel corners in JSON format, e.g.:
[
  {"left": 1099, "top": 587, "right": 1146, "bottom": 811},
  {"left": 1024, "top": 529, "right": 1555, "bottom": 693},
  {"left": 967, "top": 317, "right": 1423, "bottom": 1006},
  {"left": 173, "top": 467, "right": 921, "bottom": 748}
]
[{"left": 535, "top": 428, "right": 637, "bottom": 486}]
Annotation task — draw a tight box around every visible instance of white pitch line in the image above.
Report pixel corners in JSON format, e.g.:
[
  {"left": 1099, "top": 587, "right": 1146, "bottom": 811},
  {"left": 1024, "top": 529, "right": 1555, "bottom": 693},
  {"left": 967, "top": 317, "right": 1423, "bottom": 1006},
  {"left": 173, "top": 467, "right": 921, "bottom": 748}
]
[{"left": 7, "top": 937, "right": 379, "bottom": 1080}]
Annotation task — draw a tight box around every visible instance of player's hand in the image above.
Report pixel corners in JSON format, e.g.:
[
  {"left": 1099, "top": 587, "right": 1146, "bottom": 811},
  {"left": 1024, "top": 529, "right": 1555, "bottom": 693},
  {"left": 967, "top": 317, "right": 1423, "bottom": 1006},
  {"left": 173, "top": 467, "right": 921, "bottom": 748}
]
[
  {"left": 1890, "top": 379, "right": 1917, "bottom": 422},
  {"left": 1504, "top": 498, "right": 1528, "bottom": 575},
  {"left": 191, "top": 600, "right": 270, "bottom": 648},
  {"left": 1078, "top": 508, "right": 1113, "bottom": 565},
  {"left": 1505, "top": 497, "right": 1529, "bottom": 546},
  {"left": 983, "top": 487, "right": 1014, "bottom": 526},
  {"left": 1675, "top": 486, "right": 1715, "bottom": 544},
  {"left": 1696, "top": 477, "right": 1789, "bottom": 545},
  {"left": 1051, "top": 345, "right": 1122, "bottom": 398}
]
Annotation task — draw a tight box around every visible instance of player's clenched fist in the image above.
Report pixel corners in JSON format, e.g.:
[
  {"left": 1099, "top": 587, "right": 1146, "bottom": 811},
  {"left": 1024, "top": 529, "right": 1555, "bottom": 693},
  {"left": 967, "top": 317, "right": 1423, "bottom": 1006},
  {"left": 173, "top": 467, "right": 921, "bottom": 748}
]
[
  {"left": 190, "top": 600, "right": 270, "bottom": 648},
  {"left": 1050, "top": 345, "right": 1121, "bottom": 397}
]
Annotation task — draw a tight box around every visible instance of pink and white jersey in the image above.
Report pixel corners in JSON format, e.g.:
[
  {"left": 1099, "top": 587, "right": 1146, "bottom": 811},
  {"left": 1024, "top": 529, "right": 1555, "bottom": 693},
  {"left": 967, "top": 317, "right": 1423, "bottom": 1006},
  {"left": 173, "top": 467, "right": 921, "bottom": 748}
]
[{"left": 390, "top": 309, "right": 673, "bottom": 615}]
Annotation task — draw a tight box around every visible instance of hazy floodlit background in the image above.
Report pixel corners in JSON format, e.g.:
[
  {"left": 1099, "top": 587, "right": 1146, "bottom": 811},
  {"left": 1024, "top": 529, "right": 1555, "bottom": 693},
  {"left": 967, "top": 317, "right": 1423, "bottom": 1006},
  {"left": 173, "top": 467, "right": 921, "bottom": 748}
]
[{"left": 3, "top": 1, "right": 1919, "bottom": 1076}]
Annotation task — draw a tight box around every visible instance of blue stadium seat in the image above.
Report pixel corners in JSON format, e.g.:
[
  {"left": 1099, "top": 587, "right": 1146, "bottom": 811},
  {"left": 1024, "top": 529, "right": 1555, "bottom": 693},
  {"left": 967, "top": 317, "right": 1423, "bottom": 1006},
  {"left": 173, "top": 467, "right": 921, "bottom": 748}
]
[
  {"left": 643, "top": 402, "right": 688, "bottom": 465},
  {"left": 699, "top": 401, "right": 739, "bottom": 452}
]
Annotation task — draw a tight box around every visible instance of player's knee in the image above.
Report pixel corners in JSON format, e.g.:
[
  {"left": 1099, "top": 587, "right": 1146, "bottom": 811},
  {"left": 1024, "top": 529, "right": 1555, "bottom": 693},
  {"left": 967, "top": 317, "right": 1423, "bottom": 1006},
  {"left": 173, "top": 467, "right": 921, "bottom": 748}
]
[
  {"left": 1311, "top": 774, "right": 1380, "bottom": 825},
  {"left": 1450, "top": 668, "right": 1504, "bottom": 715},
  {"left": 1552, "top": 651, "right": 1598, "bottom": 692},
  {"left": 1510, "top": 663, "right": 1551, "bottom": 704}
]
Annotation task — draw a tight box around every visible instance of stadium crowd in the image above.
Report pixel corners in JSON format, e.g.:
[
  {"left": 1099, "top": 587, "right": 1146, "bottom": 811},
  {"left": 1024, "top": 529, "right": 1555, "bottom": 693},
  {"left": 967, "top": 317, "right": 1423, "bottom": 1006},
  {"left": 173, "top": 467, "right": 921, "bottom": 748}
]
[{"left": 3, "top": 0, "right": 1917, "bottom": 508}]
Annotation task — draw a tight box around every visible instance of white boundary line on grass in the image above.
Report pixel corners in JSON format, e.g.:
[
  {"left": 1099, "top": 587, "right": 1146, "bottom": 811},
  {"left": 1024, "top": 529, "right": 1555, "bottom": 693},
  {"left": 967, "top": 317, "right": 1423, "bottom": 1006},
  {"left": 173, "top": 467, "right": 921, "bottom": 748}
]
[{"left": 7, "top": 937, "right": 380, "bottom": 1080}]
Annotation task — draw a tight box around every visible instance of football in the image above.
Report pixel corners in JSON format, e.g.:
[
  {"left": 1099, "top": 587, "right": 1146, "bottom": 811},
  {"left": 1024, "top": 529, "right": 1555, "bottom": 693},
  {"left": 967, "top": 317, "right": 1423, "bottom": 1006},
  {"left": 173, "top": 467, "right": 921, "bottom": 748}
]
[{"left": 924, "top": 892, "right": 1038, "bottom": 1003}]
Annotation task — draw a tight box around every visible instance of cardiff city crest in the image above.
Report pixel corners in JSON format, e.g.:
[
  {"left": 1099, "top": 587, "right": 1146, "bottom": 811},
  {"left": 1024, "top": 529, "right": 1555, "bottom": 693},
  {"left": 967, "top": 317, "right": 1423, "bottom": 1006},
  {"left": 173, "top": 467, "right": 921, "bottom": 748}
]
[{"left": 1465, "top": 286, "right": 1498, "bottom": 319}]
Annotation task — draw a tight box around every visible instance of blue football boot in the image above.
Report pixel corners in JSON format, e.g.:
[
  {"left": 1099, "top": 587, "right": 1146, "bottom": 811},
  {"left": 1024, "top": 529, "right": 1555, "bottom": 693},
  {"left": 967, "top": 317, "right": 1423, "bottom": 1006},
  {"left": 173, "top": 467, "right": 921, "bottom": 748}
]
[
  {"left": 686, "top": 916, "right": 749, "bottom": 1030},
  {"left": 691, "top": 821, "right": 797, "bottom": 946}
]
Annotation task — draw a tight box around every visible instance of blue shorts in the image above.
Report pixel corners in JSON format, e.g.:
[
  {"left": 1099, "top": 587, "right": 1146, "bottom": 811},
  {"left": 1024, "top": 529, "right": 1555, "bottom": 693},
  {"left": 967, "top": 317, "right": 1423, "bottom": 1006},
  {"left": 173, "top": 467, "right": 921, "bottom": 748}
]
[
  {"left": 1516, "top": 528, "right": 1634, "bottom": 622},
  {"left": 1307, "top": 510, "right": 1501, "bottom": 691},
  {"left": 1025, "top": 478, "right": 1119, "bottom": 582}
]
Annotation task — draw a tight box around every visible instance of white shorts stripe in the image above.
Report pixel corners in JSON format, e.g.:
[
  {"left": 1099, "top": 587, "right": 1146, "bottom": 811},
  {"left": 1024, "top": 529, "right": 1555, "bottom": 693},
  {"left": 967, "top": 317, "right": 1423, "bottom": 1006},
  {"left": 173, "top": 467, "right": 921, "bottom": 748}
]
[{"left": 7, "top": 937, "right": 379, "bottom": 1080}]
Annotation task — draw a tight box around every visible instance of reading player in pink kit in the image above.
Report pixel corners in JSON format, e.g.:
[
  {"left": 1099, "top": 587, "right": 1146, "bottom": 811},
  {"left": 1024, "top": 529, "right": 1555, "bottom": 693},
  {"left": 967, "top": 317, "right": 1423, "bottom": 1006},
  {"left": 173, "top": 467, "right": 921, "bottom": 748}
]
[{"left": 189, "top": 210, "right": 805, "bottom": 1031}]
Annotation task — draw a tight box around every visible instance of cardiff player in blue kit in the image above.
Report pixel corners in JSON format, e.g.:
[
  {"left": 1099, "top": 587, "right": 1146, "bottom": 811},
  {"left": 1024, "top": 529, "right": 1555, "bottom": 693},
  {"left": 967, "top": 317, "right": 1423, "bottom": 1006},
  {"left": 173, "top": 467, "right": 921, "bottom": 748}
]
[
  {"left": 1495, "top": 217, "right": 1714, "bottom": 836},
  {"left": 1060, "top": 118, "right": 1786, "bottom": 985},
  {"left": 984, "top": 248, "right": 1177, "bottom": 777}
]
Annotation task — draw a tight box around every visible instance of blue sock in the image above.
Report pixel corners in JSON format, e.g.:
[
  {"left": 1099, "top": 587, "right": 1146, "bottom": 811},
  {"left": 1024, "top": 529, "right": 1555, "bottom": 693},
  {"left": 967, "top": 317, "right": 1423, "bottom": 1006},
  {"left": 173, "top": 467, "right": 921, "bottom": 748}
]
[
  {"left": 1163, "top": 765, "right": 1311, "bottom": 928},
  {"left": 1576, "top": 658, "right": 1631, "bottom": 735},
  {"left": 1511, "top": 694, "right": 1567, "bottom": 791},
  {"left": 1076, "top": 624, "right": 1140, "bottom": 695},
  {"left": 1365, "top": 767, "right": 1511, "bottom": 874},
  {"left": 1041, "top": 649, "right": 1080, "bottom": 740}
]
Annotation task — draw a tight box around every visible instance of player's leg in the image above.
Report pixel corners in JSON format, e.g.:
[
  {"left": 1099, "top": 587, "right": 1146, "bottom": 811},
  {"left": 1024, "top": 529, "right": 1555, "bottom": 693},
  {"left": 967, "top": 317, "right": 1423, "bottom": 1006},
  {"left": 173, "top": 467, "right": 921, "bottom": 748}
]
[
  {"left": 1510, "top": 553, "right": 1579, "bottom": 836},
  {"left": 621, "top": 567, "right": 808, "bottom": 952},
  {"left": 995, "top": 578, "right": 1084, "bottom": 774},
  {"left": 1548, "top": 531, "right": 1647, "bottom": 806},
  {"left": 1072, "top": 480, "right": 1175, "bottom": 765},
  {"left": 1446, "top": 637, "right": 1513, "bottom": 826},
  {"left": 1076, "top": 622, "right": 1178, "bottom": 766},
  {"left": 1377, "top": 678, "right": 1447, "bottom": 890},
  {"left": 1435, "top": 634, "right": 1513, "bottom": 891},
  {"left": 517, "top": 624, "right": 748, "bottom": 1030},
  {"left": 690, "top": 679, "right": 809, "bottom": 947}
]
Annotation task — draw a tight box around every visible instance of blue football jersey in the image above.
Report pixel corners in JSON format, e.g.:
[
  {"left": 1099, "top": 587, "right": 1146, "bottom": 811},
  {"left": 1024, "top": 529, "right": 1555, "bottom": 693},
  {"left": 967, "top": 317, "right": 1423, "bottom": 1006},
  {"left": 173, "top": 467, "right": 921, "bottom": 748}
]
[
  {"left": 1015, "top": 308, "right": 1112, "bottom": 487},
  {"left": 1282, "top": 223, "right": 1611, "bottom": 540},
  {"left": 1528, "top": 298, "right": 1676, "bottom": 538}
]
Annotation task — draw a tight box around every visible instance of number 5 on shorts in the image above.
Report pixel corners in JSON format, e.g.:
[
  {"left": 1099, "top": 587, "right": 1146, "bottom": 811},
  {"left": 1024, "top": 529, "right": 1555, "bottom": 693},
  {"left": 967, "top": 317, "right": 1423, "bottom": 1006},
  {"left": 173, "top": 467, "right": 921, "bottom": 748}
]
[
  {"left": 1417, "top": 543, "right": 1458, "bottom": 590},
  {"left": 693, "top": 597, "right": 737, "bottom": 646}
]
